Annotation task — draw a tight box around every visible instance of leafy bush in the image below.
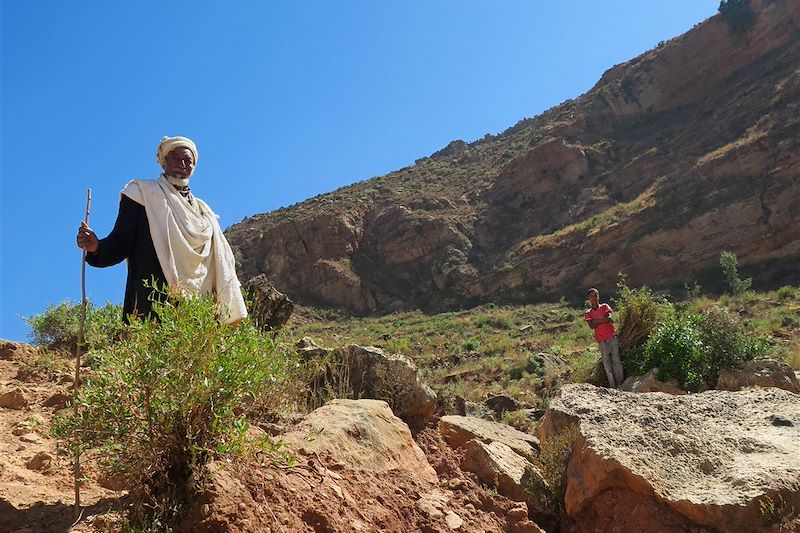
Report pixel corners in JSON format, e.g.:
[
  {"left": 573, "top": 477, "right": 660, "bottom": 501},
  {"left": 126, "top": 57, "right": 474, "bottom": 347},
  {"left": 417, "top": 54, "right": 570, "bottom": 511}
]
[
  {"left": 639, "top": 314, "right": 707, "bottom": 392},
  {"left": 775, "top": 286, "right": 797, "bottom": 300},
  {"left": 720, "top": 251, "right": 752, "bottom": 295},
  {"left": 462, "top": 338, "right": 481, "bottom": 352},
  {"left": 53, "top": 292, "right": 292, "bottom": 522},
  {"left": 697, "top": 306, "right": 764, "bottom": 382},
  {"left": 25, "top": 300, "right": 122, "bottom": 353}
]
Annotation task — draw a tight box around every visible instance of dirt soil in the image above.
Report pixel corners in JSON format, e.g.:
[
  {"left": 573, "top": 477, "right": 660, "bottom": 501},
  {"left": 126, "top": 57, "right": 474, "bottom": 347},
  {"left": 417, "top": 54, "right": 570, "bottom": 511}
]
[{"left": 0, "top": 343, "right": 125, "bottom": 533}]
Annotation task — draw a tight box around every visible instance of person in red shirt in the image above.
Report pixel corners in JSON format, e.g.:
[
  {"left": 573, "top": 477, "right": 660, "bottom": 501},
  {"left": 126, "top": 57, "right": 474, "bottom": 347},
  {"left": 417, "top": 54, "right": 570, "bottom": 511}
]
[{"left": 585, "top": 288, "right": 624, "bottom": 388}]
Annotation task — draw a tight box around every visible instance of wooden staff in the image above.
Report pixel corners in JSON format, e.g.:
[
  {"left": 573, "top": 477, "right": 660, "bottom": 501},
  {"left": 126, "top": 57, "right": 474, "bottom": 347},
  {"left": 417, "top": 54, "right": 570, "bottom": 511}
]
[{"left": 73, "top": 187, "right": 91, "bottom": 516}]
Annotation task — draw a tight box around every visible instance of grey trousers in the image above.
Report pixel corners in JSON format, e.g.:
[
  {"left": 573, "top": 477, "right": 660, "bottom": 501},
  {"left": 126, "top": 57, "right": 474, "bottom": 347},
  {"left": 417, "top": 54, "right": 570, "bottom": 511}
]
[{"left": 599, "top": 336, "right": 624, "bottom": 388}]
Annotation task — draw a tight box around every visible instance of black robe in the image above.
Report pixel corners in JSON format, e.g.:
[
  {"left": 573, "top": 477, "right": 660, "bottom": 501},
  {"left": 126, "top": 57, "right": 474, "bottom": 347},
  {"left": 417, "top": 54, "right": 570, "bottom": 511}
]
[{"left": 86, "top": 194, "right": 167, "bottom": 322}]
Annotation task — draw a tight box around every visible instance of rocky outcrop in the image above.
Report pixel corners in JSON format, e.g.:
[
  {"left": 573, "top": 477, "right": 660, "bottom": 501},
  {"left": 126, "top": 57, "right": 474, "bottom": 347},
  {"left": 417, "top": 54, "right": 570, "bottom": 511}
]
[
  {"left": 227, "top": 0, "right": 800, "bottom": 313},
  {"left": 343, "top": 345, "right": 438, "bottom": 419},
  {"left": 440, "top": 415, "right": 540, "bottom": 461},
  {"left": 302, "top": 342, "right": 438, "bottom": 420},
  {"left": 284, "top": 399, "right": 437, "bottom": 482},
  {"left": 716, "top": 358, "right": 800, "bottom": 393},
  {"left": 243, "top": 274, "right": 294, "bottom": 331},
  {"left": 185, "top": 400, "right": 526, "bottom": 532},
  {"left": 538, "top": 384, "right": 800, "bottom": 533}
]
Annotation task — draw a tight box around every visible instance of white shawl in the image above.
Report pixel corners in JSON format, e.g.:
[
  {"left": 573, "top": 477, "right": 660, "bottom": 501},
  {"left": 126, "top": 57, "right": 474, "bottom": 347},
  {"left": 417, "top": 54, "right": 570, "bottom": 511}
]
[{"left": 121, "top": 175, "right": 247, "bottom": 324}]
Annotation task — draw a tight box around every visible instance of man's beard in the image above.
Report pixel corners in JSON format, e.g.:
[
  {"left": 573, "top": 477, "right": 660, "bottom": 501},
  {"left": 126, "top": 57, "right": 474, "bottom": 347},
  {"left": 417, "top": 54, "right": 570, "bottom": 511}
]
[{"left": 165, "top": 174, "right": 191, "bottom": 188}]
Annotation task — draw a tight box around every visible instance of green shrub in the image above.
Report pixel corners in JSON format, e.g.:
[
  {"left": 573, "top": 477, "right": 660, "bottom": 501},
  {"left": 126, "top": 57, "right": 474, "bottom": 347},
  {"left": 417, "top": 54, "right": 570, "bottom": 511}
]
[
  {"left": 720, "top": 251, "right": 752, "bottom": 295},
  {"left": 53, "top": 292, "right": 292, "bottom": 523},
  {"left": 25, "top": 300, "right": 123, "bottom": 353},
  {"left": 462, "top": 338, "right": 481, "bottom": 352},
  {"left": 640, "top": 314, "right": 707, "bottom": 392},
  {"left": 776, "top": 286, "right": 797, "bottom": 300},
  {"left": 697, "top": 306, "right": 765, "bottom": 383}
]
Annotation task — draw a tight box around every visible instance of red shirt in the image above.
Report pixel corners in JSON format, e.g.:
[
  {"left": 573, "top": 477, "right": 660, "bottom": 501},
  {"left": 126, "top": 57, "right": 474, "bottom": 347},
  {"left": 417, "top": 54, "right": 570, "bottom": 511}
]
[{"left": 585, "top": 303, "right": 616, "bottom": 343}]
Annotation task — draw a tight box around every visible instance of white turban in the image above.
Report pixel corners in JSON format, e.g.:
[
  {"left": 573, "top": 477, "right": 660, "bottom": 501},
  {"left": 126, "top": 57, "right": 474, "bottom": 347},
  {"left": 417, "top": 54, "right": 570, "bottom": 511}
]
[{"left": 156, "top": 136, "right": 199, "bottom": 169}]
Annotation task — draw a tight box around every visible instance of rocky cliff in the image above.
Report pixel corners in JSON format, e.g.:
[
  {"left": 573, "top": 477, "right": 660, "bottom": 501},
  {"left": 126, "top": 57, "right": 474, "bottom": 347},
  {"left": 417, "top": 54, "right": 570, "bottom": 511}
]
[{"left": 227, "top": 0, "right": 800, "bottom": 313}]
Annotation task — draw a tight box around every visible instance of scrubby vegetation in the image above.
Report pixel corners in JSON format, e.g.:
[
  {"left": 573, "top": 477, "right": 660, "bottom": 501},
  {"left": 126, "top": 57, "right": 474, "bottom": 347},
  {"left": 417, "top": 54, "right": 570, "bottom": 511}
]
[
  {"left": 293, "top": 283, "right": 796, "bottom": 401},
  {"left": 25, "top": 299, "right": 122, "bottom": 354},
  {"left": 52, "top": 293, "right": 295, "bottom": 529},
  {"left": 525, "top": 424, "right": 581, "bottom": 521}
]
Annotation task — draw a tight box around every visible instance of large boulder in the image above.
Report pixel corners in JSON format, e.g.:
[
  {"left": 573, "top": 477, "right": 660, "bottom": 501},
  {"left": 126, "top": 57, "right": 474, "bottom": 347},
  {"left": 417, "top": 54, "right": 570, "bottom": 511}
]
[
  {"left": 440, "top": 415, "right": 539, "bottom": 461},
  {"left": 244, "top": 274, "right": 294, "bottom": 331},
  {"left": 341, "top": 345, "right": 438, "bottom": 419},
  {"left": 716, "top": 358, "right": 800, "bottom": 394},
  {"left": 283, "top": 398, "right": 437, "bottom": 483},
  {"left": 538, "top": 384, "right": 800, "bottom": 533},
  {"left": 619, "top": 369, "right": 686, "bottom": 395}
]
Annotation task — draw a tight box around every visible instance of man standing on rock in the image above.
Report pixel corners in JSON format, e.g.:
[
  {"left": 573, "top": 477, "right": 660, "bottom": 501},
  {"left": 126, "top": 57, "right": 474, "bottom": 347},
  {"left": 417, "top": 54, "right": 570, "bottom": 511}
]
[
  {"left": 585, "top": 288, "right": 623, "bottom": 388},
  {"left": 76, "top": 136, "right": 247, "bottom": 325}
]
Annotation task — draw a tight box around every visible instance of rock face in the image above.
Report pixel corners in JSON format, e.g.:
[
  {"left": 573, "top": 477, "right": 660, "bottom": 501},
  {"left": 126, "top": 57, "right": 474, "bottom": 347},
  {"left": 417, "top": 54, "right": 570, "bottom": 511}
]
[
  {"left": 716, "top": 358, "right": 800, "bottom": 393},
  {"left": 243, "top": 274, "right": 294, "bottom": 331},
  {"left": 538, "top": 384, "right": 800, "bottom": 533},
  {"left": 228, "top": 0, "right": 800, "bottom": 313}
]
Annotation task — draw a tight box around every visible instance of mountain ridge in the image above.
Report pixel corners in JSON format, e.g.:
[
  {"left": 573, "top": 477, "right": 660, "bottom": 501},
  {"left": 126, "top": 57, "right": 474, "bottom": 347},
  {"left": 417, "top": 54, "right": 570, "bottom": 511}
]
[{"left": 227, "top": 0, "right": 800, "bottom": 313}]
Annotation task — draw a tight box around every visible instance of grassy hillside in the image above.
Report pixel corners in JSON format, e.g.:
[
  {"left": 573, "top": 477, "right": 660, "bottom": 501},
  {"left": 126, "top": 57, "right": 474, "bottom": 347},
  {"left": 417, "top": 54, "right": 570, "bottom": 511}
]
[{"left": 288, "top": 286, "right": 800, "bottom": 407}]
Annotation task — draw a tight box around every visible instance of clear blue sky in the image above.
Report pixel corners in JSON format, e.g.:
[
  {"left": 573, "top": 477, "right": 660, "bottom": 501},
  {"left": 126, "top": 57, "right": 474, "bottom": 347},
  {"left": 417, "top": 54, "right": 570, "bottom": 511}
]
[{"left": 1, "top": 1, "right": 718, "bottom": 342}]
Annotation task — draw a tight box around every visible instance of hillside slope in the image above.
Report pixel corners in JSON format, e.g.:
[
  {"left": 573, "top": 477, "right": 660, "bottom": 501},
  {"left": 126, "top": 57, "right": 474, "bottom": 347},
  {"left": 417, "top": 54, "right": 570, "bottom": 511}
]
[{"left": 227, "top": 0, "right": 800, "bottom": 313}]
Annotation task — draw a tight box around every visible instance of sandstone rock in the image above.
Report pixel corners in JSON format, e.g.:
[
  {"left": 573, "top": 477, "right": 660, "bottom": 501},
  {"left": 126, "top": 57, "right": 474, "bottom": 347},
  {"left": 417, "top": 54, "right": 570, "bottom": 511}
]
[
  {"left": 461, "top": 439, "right": 540, "bottom": 503},
  {"left": 440, "top": 415, "right": 539, "bottom": 461},
  {"left": 619, "top": 369, "right": 686, "bottom": 395},
  {"left": 417, "top": 489, "right": 449, "bottom": 519},
  {"left": 444, "top": 511, "right": 463, "bottom": 530},
  {"left": 25, "top": 452, "right": 52, "bottom": 471},
  {"left": 341, "top": 345, "right": 438, "bottom": 419},
  {"left": 244, "top": 274, "right": 294, "bottom": 331},
  {"left": 283, "top": 399, "right": 437, "bottom": 483},
  {"left": 0, "top": 388, "right": 30, "bottom": 410},
  {"left": 0, "top": 340, "right": 37, "bottom": 361},
  {"left": 716, "top": 358, "right": 800, "bottom": 393},
  {"left": 539, "top": 383, "right": 800, "bottom": 533}
]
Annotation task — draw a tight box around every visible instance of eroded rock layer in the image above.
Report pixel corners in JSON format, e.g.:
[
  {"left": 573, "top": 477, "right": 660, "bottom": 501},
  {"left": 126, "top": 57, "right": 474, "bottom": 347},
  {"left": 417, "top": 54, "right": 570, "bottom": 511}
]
[{"left": 228, "top": 0, "right": 800, "bottom": 312}]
